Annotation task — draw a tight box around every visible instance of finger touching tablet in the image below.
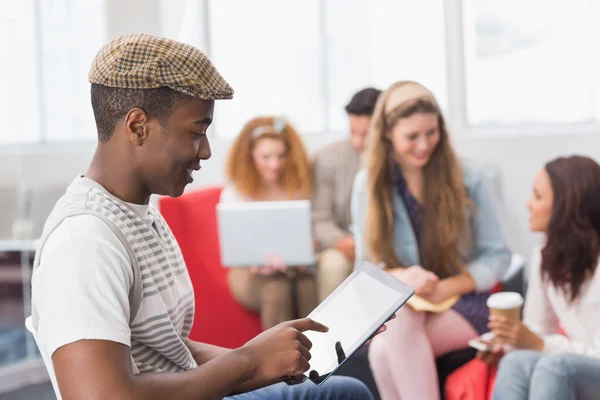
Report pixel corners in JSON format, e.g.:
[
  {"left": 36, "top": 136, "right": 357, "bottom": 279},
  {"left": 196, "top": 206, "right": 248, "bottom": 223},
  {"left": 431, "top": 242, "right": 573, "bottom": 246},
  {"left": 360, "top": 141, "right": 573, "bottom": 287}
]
[{"left": 302, "top": 261, "right": 415, "bottom": 385}]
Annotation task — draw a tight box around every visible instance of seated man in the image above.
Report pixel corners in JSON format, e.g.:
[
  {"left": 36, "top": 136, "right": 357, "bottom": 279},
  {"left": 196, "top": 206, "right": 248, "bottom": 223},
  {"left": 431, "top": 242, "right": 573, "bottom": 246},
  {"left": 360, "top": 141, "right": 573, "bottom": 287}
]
[
  {"left": 313, "top": 87, "right": 381, "bottom": 301},
  {"left": 29, "top": 33, "right": 376, "bottom": 400}
]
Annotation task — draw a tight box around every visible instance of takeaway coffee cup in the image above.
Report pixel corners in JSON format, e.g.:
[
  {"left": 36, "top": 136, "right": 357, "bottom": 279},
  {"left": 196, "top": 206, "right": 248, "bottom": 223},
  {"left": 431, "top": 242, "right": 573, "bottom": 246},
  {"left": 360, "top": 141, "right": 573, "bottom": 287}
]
[{"left": 486, "top": 292, "right": 524, "bottom": 320}]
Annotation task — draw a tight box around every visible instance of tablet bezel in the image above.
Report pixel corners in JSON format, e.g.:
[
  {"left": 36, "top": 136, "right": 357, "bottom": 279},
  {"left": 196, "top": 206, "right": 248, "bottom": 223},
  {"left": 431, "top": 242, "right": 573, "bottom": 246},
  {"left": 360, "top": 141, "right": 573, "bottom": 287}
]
[{"left": 304, "top": 261, "right": 415, "bottom": 385}]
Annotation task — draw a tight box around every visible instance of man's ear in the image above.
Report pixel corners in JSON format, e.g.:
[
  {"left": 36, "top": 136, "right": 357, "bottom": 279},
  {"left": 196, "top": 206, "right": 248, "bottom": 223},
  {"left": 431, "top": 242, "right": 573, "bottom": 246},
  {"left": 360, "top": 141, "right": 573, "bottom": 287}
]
[{"left": 125, "top": 108, "right": 149, "bottom": 146}]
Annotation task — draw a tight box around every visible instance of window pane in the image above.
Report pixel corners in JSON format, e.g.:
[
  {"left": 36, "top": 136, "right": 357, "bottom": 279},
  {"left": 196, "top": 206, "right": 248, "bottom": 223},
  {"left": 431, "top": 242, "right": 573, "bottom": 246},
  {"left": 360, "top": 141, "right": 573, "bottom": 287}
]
[
  {"left": 0, "top": 0, "right": 41, "bottom": 144},
  {"left": 208, "top": 0, "right": 324, "bottom": 139},
  {"left": 323, "top": 0, "right": 372, "bottom": 133},
  {"left": 160, "top": 0, "right": 208, "bottom": 49},
  {"left": 326, "top": 0, "right": 448, "bottom": 133},
  {"left": 40, "top": 0, "right": 107, "bottom": 142},
  {"left": 463, "top": 0, "right": 597, "bottom": 126},
  {"left": 594, "top": 1, "right": 600, "bottom": 122}
]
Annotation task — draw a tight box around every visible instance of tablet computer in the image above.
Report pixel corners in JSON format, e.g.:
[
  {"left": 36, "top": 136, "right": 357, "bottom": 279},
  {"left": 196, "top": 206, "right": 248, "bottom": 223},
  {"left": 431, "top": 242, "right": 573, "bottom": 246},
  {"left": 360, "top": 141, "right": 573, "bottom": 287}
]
[
  {"left": 301, "top": 261, "right": 415, "bottom": 385},
  {"left": 216, "top": 200, "right": 315, "bottom": 267}
]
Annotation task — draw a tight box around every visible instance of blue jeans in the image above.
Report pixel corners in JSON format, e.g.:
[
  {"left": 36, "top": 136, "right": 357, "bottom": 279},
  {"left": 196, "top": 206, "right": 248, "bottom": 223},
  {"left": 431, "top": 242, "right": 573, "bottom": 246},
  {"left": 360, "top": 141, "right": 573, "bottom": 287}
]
[
  {"left": 224, "top": 376, "right": 373, "bottom": 400},
  {"left": 493, "top": 350, "right": 600, "bottom": 400}
]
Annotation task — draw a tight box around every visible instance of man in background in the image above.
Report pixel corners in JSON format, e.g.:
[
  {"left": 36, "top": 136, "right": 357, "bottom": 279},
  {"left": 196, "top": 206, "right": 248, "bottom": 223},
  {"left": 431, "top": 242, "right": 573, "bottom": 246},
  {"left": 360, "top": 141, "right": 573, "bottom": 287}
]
[{"left": 313, "top": 87, "right": 382, "bottom": 301}]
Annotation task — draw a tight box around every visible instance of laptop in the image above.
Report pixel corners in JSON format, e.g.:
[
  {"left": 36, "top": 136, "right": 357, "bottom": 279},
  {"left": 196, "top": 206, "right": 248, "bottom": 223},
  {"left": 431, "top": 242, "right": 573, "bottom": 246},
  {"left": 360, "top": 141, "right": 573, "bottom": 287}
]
[{"left": 217, "top": 200, "right": 315, "bottom": 267}]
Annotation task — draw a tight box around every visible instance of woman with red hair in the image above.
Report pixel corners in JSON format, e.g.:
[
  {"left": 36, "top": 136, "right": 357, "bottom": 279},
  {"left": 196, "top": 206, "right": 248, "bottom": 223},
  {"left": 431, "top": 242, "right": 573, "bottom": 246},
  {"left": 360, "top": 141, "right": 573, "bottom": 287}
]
[{"left": 220, "top": 116, "right": 316, "bottom": 330}]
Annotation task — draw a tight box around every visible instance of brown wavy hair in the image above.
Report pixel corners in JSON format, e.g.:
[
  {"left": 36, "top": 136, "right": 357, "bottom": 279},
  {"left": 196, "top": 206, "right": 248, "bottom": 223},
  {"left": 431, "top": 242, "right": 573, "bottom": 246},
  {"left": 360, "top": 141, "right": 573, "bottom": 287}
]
[
  {"left": 365, "top": 81, "right": 471, "bottom": 277},
  {"left": 541, "top": 156, "right": 600, "bottom": 303},
  {"left": 225, "top": 116, "right": 312, "bottom": 200}
]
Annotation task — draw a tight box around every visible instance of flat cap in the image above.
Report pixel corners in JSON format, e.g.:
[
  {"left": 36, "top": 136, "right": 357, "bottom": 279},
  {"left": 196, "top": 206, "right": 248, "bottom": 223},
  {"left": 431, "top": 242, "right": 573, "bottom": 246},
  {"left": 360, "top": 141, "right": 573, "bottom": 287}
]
[{"left": 89, "top": 33, "right": 233, "bottom": 100}]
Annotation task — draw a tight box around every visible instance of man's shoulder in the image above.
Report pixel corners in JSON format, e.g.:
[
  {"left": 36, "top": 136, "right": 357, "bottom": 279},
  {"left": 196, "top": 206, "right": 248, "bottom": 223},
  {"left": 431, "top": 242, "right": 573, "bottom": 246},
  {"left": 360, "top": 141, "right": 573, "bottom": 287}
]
[
  {"left": 43, "top": 176, "right": 109, "bottom": 228},
  {"left": 41, "top": 175, "right": 129, "bottom": 258},
  {"left": 314, "top": 139, "right": 355, "bottom": 168},
  {"left": 41, "top": 213, "right": 130, "bottom": 267},
  {"left": 316, "top": 138, "right": 353, "bottom": 157}
]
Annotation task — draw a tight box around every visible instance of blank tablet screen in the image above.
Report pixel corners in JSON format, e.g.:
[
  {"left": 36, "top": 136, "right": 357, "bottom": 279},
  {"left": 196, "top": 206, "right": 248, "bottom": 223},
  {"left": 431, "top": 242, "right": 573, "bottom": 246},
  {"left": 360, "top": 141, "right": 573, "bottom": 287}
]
[{"left": 303, "top": 262, "right": 414, "bottom": 384}]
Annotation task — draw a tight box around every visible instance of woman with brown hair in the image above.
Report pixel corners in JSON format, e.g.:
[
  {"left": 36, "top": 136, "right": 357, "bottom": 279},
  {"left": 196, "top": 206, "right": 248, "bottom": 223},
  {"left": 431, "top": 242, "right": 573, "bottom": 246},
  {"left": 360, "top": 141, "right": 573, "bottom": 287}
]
[
  {"left": 488, "top": 156, "right": 600, "bottom": 400},
  {"left": 220, "top": 116, "right": 317, "bottom": 330},
  {"left": 350, "top": 81, "right": 511, "bottom": 399}
]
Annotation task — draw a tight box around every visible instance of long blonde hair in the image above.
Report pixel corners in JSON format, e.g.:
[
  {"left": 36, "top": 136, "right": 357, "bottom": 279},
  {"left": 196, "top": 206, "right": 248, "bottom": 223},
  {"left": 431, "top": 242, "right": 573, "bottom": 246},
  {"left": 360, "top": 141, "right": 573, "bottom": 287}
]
[
  {"left": 225, "top": 116, "right": 312, "bottom": 200},
  {"left": 365, "top": 81, "right": 470, "bottom": 277}
]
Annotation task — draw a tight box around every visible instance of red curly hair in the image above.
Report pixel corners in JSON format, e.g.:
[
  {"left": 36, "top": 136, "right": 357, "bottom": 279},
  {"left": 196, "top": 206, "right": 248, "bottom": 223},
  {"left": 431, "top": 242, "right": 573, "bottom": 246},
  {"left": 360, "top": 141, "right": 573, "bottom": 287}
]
[{"left": 225, "top": 116, "right": 312, "bottom": 200}]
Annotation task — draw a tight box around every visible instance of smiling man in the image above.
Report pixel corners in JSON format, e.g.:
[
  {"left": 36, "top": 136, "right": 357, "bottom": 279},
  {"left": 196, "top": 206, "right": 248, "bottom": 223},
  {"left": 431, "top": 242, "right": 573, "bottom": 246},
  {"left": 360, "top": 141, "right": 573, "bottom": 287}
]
[{"left": 28, "top": 34, "right": 373, "bottom": 400}]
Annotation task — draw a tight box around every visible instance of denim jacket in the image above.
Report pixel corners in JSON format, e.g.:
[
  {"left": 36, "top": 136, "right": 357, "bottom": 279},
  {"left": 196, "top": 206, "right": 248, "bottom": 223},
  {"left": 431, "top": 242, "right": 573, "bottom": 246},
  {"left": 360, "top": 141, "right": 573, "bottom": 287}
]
[{"left": 351, "top": 160, "right": 511, "bottom": 292}]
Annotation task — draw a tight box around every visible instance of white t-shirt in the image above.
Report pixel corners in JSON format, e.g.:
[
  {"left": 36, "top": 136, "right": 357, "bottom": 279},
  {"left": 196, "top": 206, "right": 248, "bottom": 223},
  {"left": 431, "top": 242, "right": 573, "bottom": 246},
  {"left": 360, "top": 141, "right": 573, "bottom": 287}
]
[
  {"left": 30, "top": 178, "right": 159, "bottom": 387},
  {"left": 219, "top": 184, "right": 251, "bottom": 203}
]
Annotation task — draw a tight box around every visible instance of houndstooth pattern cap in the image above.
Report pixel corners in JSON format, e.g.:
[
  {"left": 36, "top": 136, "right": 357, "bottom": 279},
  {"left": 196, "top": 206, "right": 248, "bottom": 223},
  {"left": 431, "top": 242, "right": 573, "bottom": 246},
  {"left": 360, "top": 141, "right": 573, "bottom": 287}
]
[{"left": 88, "top": 33, "right": 233, "bottom": 100}]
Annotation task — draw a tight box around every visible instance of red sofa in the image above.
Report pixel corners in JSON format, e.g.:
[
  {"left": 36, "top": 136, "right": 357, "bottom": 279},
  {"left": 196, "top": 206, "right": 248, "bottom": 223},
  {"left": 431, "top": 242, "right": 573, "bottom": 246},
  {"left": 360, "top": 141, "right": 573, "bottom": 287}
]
[{"left": 159, "top": 186, "right": 262, "bottom": 349}]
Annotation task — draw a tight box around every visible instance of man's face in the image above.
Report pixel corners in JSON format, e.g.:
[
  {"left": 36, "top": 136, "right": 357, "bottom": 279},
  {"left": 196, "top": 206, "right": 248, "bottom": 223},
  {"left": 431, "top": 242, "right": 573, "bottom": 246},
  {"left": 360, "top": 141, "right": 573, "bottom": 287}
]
[
  {"left": 348, "top": 114, "right": 371, "bottom": 154},
  {"left": 139, "top": 98, "right": 215, "bottom": 197}
]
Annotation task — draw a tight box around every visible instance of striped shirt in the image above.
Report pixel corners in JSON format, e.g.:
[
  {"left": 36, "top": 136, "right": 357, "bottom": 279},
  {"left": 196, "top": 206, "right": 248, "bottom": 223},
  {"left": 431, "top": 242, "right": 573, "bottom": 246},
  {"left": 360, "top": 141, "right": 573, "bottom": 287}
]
[{"left": 30, "top": 176, "right": 196, "bottom": 398}]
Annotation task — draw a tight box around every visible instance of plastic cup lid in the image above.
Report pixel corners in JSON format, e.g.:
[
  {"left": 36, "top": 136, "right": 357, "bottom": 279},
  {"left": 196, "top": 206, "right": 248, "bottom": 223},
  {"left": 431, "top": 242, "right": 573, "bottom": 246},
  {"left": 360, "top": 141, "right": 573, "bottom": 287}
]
[{"left": 486, "top": 292, "right": 524, "bottom": 309}]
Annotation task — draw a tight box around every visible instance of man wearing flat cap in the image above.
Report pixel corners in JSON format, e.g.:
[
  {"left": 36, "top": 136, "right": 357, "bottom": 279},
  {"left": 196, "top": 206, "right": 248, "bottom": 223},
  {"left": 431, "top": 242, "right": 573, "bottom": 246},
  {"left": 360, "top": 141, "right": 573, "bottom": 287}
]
[{"left": 28, "top": 34, "right": 375, "bottom": 400}]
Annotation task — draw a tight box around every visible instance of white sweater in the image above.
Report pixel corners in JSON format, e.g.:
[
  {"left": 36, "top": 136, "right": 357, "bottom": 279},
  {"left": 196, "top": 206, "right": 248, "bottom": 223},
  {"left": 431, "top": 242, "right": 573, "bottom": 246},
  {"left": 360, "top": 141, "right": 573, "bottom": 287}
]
[{"left": 524, "top": 245, "right": 600, "bottom": 358}]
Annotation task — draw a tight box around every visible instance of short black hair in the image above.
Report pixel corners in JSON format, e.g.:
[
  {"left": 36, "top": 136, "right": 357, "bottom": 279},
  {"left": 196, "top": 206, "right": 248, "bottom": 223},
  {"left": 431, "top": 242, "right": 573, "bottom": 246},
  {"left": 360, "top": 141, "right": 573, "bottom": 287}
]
[
  {"left": 344, "top": 87, "right": 382, "bottom": 116},
  {"left": 90, "top": 84, "right": 190, "bottom": 142}
]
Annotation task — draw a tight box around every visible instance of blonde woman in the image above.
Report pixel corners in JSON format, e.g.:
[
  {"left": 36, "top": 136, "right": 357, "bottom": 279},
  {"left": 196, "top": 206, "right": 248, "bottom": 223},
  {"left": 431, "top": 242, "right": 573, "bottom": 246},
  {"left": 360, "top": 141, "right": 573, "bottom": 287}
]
[
  {"left": 220, "top": 116, "right": 317, "bottom": 330},
  {"left": 351, "top": 81, "right": 511, "bottom": 399}
]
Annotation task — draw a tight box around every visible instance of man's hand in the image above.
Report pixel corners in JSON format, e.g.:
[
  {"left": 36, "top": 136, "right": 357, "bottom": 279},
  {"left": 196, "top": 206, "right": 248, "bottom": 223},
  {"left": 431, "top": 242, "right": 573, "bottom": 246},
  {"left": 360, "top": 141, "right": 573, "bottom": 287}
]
[
  {"left": 239, "top": 318, "right": 329, "bottom": 381},
  {"left": 488, "top": 315, "right": 544, "bottom": 351},
  {"left": 388, "top": 265, "right": 438, "bottom": 296},
  {"left": 335, "top": 236, "right": 355, "bottom": 261}
]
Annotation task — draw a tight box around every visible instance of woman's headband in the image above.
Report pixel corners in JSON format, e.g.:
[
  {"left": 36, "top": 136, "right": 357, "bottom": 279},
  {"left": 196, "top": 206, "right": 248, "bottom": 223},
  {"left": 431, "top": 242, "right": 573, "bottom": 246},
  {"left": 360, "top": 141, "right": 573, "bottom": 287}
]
[
  {"left": 251, "top": 117, "right": 287, "bottom": 138},
  {"left": 383, "top": 81, "right": 438, "bottom": 116}
]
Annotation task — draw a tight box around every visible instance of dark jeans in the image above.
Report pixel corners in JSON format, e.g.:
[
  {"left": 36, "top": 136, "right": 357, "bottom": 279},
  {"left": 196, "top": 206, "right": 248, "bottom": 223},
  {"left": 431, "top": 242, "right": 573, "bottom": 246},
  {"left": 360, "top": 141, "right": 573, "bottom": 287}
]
[{"left": 224, "top": 376, "right": 373, "bottom": 400}]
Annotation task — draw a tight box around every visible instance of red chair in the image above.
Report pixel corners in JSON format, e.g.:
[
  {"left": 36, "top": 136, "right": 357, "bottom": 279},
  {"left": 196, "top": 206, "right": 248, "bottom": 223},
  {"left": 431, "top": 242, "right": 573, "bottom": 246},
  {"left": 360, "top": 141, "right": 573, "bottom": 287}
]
[
  {"left": 159, "top": 186, "right": 262, "bottom": 349},
  {"left": 445, "top": 359, "right": 497, "bottom": 400}
]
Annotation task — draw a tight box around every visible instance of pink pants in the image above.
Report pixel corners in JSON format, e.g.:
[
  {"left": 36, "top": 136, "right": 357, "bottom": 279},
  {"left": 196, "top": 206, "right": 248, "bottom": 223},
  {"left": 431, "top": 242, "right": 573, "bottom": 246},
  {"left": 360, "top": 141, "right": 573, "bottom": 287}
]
[{"left": 369, "top": 306, "right": 478, "bottom": 400}]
